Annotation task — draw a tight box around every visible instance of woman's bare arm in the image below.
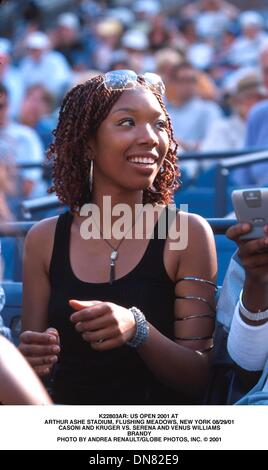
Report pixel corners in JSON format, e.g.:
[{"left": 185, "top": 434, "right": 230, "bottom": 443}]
[
  {"left": 0, "top": 335, "right": 52, "bottom": 404},
  {"left": 137, "top": 213, "right": 217, "bottom": 398},
  {"left": 22, "top": 217, "right": 57, "bottom": 331},
  {"left": 19, "top": 217, "right": 60, "bottom": 376}
]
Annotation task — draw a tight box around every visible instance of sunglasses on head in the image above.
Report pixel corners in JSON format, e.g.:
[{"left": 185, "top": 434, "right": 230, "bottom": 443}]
[{"left": 101, "top": 69, "right": 165, "bottom": 96}]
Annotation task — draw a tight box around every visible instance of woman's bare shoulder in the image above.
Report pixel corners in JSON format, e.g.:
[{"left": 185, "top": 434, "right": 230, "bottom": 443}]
[
  {"left": 179, "top": 211, "right": 214, "bottom": 238},
  {"left": 24, "top": 216, "right": 60, "bottom": 267},
  {"left": 26, "top": 216, "right": 59, "bottom": 243},
  {"left": 24, "top": 215, "right": 62, "bottom": 274},
  {"left": 168, "top": 210, "right": 214, "bottom": 242}
]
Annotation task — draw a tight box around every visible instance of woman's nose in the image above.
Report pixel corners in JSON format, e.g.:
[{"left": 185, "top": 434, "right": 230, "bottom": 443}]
[{"left": 136, "top": 124, "right": 158, "bottom": 146}]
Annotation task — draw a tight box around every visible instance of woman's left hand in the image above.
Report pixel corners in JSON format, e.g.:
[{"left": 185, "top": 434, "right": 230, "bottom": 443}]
[
  {"left": 69, "top": 300, "right": 136, "bottom": 350},
  {"left": 226, "top": 223, "right": 268, "bottom": 283}
]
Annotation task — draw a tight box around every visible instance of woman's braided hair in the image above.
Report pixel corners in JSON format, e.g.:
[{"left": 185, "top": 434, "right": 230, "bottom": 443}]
[{"left": 47, "top": 74, "right": 180, "bottom": 211}]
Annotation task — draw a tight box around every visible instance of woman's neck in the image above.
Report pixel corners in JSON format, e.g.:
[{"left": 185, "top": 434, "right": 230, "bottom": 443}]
[
  {"left": 91, "top": 190, "right": 144, "bottom": 215},
  {"left": 81, "top": 189, "right": 145, "bottom": 237}
]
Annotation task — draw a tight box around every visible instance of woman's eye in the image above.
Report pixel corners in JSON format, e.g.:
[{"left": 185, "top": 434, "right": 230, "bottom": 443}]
[
  {"left": 156, "top": 120, "right": 168, "bottom": 130},
  {"left": 118, "top": 118, "right": 135, "bottom": 127}
]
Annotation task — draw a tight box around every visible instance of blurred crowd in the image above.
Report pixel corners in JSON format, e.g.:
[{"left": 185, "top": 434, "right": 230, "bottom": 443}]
[{"left": 0, "top": 0, "right": 268, "bottom": 223}]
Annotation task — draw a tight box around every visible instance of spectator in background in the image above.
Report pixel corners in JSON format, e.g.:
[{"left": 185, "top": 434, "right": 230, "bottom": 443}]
[
  {"left": 93, "top": 19, "right": 123, "bottom": 72},
  {"left": 0, "top": 139, "right": 17, "bottom": 325},
  {"left": 229, "top": 40, "right": 268, "bottom": 187},
  {"left": 211, "top": 23, "right": 238, "bottom": 85},
  {"left": 196, "top": 70, "right": 219, "bottom": 101},
  {"left": 178, "top": 19, "right": 199, "bottom": 50},
  {"left": 259, "top": 41, "right": 268, "bottom": 91},
  {"left": 148, "top": 12, "right": 172, "bottom": 52},
  {"left": 231, "top": 97, "right": 268, "bottom": 187},
  {"left": 0, "top": 83, "right": 44, "bottom": 200},
  {"left": 166, "top": 62, "right": 222, "bottom": 151},
  {"left": 121, "top": 28, "right": 154, "bottom": 73},
  {"left": 166, "top": 62, "right": 222, "bottom": 180},
  {"left": 181, "top": 0, "right": 239, "bottom": 33},
  {"left": 245, "top": 97, "right": 268, "bottom": 151},
  {"left": 154, "top": 47, "right": 184, "bottom": 104},
  {"left": 0, "top": 140, "right": 20, "bottom": 282},
  {"left": 18, "top": 84, "right": 56, "bottom": 150},
  {"left": 186, "top": 42, "right": 214, "bottom": 72},
  {"left": 49, "top": 12, "right": 90, "bottom": 71},
  {"left": 0, "top": 141, "right": 16, "bottom": 222},
  {"left": 201, "top": 72, "right": 267, "bottom": 153},
  {"left": 19, "top": 31, "right": 72, "bottom": 104},
  {"left": 0, "top": 38, "right": 24, "bottom": 119},
  {"left": 228, "top": 11, "right": 268, "bottom": 67},
  {"left": 132, "top": 0, "right": 161, "bottom": 33}
]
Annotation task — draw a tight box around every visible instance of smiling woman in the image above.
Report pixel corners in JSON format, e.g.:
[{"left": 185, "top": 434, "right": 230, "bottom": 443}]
[
  {"left": 48, "top": 70, "right": 179, "bottom": 209},
  {"left": 19, "top": 70, "right": 217, "bottom": 405}
]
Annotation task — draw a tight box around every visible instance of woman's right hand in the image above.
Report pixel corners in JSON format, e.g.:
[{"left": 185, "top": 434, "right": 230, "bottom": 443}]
[{"left": 19, "top": 328, "right": 60, "bottom": 377}]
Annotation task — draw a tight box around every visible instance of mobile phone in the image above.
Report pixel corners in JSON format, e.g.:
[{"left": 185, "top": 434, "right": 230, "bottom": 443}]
[{"left": 231, "top": 188, "right": 268, "bottom": 240}]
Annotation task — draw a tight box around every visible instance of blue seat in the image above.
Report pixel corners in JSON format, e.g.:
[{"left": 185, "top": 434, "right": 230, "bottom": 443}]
[
  {"left": 215, "top": 236, "right": 236, "bottom": 285},
  {"left": 194, "top": 165, "right": 217, "bottom": 188},
  {"left": 174, "top": 187, "right": 216, "bottom": 217}
]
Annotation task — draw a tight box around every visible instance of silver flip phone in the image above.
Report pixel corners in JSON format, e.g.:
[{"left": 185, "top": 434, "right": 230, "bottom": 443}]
[{"left": 231, "top": 188, "right": 268, "bottom": 240}]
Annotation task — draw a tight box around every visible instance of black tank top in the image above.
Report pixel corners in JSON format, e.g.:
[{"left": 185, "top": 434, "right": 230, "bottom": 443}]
[{"left": 48, "top": 210, "right": 189, "bottom": 404}]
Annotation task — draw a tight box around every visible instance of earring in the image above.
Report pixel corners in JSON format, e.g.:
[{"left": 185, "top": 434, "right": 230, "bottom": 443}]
[
  {"left": 148, "top": 186, "right": 159, "bottom": 194},
  {"left": 89, "top": 159, "right": 94, "bottom": 193},
  {"left": 147, "top": 182, "right": 161, "bottom": 194}
]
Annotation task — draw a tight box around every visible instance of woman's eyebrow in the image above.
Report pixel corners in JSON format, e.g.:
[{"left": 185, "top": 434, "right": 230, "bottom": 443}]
[
  {"left": 112, "top": 107, "right": 136, "bottom": 114},
  {"left": 112, "top": 107, "right": 166, "bottom": 117}
]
